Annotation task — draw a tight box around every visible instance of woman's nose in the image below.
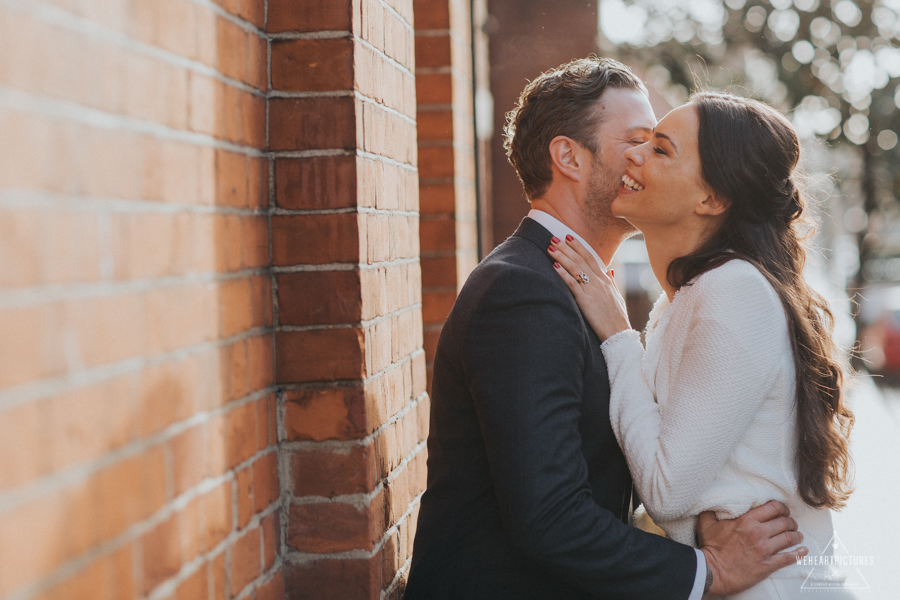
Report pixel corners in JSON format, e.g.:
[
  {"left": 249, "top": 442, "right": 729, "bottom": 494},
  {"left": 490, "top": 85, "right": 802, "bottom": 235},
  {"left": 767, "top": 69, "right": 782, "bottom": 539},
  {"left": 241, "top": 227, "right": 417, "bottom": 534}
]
[{"left": 624, "top": 145, "right": 643, "bottom": 165}]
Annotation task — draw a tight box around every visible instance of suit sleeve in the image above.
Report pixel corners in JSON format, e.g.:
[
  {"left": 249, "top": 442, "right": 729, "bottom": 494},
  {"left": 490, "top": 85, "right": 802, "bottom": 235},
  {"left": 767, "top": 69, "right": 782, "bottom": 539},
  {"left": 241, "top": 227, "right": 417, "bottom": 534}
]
[{"left": 462, "top": 267, "right": 697, "bottom": 600}]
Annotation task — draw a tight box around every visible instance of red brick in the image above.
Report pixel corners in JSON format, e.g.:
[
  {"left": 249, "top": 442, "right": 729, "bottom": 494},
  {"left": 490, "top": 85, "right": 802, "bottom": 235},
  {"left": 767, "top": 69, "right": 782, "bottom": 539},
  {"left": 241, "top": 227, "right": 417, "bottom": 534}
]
[
  {"left": 253, "top": 452, "right": 280, "bottom": 512},
  {"left": 284, "top": 554, "right": 383, "bottom": 600},
  {"left": 225, "top": 401, "right": 258, "bottom": 468},
  {"left": 33, "top": 543, "right": 135, "bottom": 600},
  {"left": 255, "top": 395, "right": 274, "bottom": 451},
  {"left": 175, "top": 566, "right": 208, "bottom": 600},
  {"left": 267, "top": 0, "right": 353, "bottom": 33},
  {"left": 419, "top": 218, "right": 456, "bottom": 252},
  {"left": 418, "top": 145, "right": 455, "bottom": 178},
  {"left": 93, "top": 449, "right": 166, "bottom": 543},
  {"left": 170, "top": 424, "right": 208, "bottom": 496},
  {"left": 247, "top": 156, "right": 268, "bottom": 209},
  {"left": 271, "top": 213, "right": 359, "bottom": 266},
  {"left": 413, "top": 0, "right": 451, "bottom": 29},
  {"left": 222, "top": 84, "right": 242, "bottom": 142},
  {"left": 417, "top": 395, "right": 431, "bottom": 442},
  {"left": 249, "top": 275, "right": 273, "bottom": 328},
  {"left": 0, "top": 304, "right": 65, "bottom": 389},
  {"left": 276, "top": 329, "right": 365, "bottom": 383},
  {"left": 239, "top": 92, "right": 266, "bottom": 147},
  {"left": 0, "top": 401, "right": 50, "bottom": 492},
  {"left": 208, "top": 552, "right": 227, "bottom": 600},
  {"left": 236, "top": 465, "right": 254, "bottom": 529},
  {"left": 269, "top": 97, "right": 356, "bottom": 151},
  {"left": 291, "top": 444, "right": 378, "bottom": 497},
  {"left": 216, "top": 18, "right": 248, "bottom": 82},
  {"left": 247, "top": 34, "right": 266, "bottom": 90},
  {"left": 247, "top": 335, "right": 274, "bottom": 393},
  {"left": 271, "top": 38, "right": 354, "bottom": 92},
  {"left": 277, "top": 271, "right": 362, "bottom": 326},
  {"left": 241, "top": 215, "right": 269, "bottom": 267},
  {"left": 416, "top": 110, "right": 453, "bottom": 141},
  {"left": 219, "top": 277, "right": 253, "bottom": 337},
  {"left": 415, "top": 72, "right": 453, "bottom": 104},
  {"left": 286, "top": 491, "right": 385, "bottom": 553},
  {"left": 178, "top": 496, "right": 202, "bottom": 563},
  {"left": 238, "top": 0, "right": 266, "bottom": 29},
  {"left": 261, "top": 512, "right": 280, "bottom": 571},
  {"left": 420, "top": 255, "right": 458, "bottom": 288},
  {"left": 214, "top": 149, "right": 247, "bottom": 207},
  {"left": 223, "top": 339, "right": 249, "bottom": 401},
  {"left": 230, "top": 528, "right": 261, "bottom": 593},
  {"left": 282, "top": 386, "right": 369, "bottom": 441},
  {"left": 143, "top": 515, "right": 182, "bottom": 594},
  {"left": 422, "top": 290, "right": 456, "bottom": 323},
  {"left": 200, "top": 483, "right": 232, "bottom": 552},
  {"left": 414, "top": 35, "right": 451, "bottom": 68},
  {"left": 256, "top": 571, "right": 285, "bottom": 600},
  {"left": 274, "top": 155, "right": 358, "bottom": 210},
  {"left": 214, "top": 214, "right": 244, "bottom": 272}
]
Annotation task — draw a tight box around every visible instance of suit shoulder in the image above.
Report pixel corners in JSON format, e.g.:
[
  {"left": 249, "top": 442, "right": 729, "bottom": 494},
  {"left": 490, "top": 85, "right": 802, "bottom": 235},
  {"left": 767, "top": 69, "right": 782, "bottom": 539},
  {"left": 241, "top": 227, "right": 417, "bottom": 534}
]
[{"left": 460, "top": 240, "right": 568, "bottom": 308}]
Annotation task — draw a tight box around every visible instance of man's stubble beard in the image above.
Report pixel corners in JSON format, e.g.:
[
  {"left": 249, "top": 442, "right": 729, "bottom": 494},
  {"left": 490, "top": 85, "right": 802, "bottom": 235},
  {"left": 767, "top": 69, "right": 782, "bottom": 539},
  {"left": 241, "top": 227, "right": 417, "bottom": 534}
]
[{"left": 582, "top": 155, "right": 638, "bottom": 241}]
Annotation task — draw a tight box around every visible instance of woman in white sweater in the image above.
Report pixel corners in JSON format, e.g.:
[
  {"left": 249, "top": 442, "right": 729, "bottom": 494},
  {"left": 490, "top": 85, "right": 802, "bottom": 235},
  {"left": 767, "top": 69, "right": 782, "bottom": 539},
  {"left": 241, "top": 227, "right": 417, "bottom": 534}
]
[{"left": 549, "top": 92, "right": 855, "bottom": 599}]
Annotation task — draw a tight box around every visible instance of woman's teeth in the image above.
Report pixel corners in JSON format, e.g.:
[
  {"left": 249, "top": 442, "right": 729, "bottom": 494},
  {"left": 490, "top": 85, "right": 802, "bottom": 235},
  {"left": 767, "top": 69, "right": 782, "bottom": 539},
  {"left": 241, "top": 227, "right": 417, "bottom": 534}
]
[{"left": 622, "top": 175, "right": 644, "bottom": 191}]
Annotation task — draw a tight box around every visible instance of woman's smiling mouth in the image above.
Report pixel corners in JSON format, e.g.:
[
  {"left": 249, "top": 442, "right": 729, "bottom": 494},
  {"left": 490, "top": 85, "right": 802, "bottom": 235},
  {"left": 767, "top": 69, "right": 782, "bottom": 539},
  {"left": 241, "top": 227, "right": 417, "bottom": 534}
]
[{"left": 622, "top": 173, "right": 644, "bottom": 191}]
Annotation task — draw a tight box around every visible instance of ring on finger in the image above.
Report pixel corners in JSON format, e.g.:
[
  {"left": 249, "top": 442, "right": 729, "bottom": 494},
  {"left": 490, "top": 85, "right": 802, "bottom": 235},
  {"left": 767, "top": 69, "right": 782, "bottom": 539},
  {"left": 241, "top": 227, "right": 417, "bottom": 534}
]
[{"left": 578, "top": 272, "right": 590, "bottom": 285}]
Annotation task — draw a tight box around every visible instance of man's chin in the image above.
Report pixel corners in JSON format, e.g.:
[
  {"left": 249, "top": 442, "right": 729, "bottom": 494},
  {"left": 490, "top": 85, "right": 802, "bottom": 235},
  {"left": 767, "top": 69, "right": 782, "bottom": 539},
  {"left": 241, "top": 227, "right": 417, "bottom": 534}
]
[{"left": 609, "top": 214, "right": 639, "bottom": 237}]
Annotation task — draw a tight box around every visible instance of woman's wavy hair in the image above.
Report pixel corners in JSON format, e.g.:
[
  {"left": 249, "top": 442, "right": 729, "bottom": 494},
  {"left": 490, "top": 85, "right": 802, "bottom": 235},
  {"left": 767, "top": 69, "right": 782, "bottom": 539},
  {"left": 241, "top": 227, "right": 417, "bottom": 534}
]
[{"left": 670, "top": 91, "right": 854, "bottom": 509}]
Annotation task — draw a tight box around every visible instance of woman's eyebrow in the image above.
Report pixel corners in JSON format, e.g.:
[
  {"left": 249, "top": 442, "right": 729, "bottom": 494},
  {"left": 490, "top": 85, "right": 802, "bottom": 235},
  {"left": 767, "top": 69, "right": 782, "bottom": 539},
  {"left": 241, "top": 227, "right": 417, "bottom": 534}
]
[{"left": 654, "top": 131, "right": 678, "bottom": 151}]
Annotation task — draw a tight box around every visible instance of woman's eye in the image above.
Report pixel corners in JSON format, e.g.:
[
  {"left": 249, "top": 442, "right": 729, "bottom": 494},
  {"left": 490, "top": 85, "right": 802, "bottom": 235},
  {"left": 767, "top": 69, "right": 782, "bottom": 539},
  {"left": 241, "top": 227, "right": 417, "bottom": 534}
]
[{"left": 653, "top": 147, "right": 667, "bottom": 156}]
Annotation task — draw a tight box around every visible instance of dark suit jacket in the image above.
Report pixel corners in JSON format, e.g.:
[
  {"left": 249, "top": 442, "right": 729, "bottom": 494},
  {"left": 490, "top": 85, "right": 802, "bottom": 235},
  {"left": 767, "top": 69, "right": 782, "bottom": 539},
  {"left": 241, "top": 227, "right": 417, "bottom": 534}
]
[{"left": 404, "top": 218, "right": 697, "bottom": 599}]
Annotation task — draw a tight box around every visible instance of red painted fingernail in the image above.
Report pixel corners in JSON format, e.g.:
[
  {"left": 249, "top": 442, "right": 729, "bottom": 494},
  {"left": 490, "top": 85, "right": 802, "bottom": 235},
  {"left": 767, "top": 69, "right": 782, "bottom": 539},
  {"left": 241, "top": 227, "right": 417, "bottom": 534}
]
[
  {"left": 554, "top": 262, "right": 561, "bottom": 269},
  {"left": 566, "top": 234, "right": 574, "bottom": 242},
  {"left": 548, "top": 245, "right": 555, "bottom": 253},
  {"left": 551, "top": 236, "right": 561, "bottom": 244}
]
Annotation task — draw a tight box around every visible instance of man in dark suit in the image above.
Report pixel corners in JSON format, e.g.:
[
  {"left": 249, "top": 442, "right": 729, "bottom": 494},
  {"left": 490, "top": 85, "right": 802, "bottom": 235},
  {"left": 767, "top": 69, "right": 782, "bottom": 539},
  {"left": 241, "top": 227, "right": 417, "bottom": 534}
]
[{"left": 404, "top": 57, "right": 807, "bottom": 599}]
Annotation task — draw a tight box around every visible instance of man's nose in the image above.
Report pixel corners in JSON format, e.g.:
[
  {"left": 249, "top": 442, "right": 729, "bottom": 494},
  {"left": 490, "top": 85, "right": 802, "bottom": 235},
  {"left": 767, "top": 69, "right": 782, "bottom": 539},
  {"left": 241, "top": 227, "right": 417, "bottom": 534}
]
[{"left": 624, "top": 146, "right": 643, "bottom": 165}]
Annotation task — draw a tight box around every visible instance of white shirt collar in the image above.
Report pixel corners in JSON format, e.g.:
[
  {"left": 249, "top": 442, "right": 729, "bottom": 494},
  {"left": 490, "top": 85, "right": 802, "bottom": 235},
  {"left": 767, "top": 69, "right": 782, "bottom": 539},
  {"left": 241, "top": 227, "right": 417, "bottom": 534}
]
[{"left": 527, "top": 209, "right": 607, "bottom": 273}]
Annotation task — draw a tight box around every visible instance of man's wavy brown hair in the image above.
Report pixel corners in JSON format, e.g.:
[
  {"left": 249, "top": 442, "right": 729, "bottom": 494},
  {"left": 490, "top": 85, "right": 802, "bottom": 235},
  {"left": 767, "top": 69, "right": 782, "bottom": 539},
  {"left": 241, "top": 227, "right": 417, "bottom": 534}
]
[{"left": 503, "top": 56, "right": 646, "bottom": 199}]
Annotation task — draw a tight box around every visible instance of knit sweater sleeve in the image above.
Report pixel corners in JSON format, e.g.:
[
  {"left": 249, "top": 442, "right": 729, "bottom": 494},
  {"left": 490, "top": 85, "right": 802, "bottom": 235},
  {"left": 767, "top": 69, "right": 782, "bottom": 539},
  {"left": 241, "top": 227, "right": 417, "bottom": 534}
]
[{"left": 601, "top": 261, "right": 786, "bottom": 522}]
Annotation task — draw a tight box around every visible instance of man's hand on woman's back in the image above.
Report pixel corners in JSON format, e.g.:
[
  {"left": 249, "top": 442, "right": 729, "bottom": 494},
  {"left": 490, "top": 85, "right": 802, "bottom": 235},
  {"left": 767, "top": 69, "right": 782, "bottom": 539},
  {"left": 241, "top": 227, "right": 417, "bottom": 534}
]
[{"left": 698, "top": 500, "right": 808, "bottom": 596}]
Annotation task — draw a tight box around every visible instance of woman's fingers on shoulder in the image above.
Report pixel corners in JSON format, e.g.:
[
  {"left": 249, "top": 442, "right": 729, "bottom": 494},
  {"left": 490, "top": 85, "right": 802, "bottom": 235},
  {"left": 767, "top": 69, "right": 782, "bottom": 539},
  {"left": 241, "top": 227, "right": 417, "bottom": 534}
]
[
  {"left": 553, "top": 261, "right": 582, "bottom": 294},
  {"left": 565, "top": 236, "right": 602, "bottom": 272}
]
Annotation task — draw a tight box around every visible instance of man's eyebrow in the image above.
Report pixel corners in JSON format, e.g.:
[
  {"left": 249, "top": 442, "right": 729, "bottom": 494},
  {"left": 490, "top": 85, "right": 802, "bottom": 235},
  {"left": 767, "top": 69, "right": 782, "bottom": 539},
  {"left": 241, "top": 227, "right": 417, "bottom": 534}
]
[
  {"left": 654, "top": 131, "right": 677, "bottom": 151},
  {"left": 627, "top": 126, "right": 653, "bottom": 136}
]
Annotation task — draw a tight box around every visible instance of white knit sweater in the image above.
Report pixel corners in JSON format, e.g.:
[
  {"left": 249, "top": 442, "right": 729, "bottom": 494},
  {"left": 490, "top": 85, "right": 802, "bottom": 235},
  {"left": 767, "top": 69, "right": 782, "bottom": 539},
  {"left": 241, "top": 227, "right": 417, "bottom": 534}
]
[{"left": 601, "top": 259, "right": 834, "bottom": 579}]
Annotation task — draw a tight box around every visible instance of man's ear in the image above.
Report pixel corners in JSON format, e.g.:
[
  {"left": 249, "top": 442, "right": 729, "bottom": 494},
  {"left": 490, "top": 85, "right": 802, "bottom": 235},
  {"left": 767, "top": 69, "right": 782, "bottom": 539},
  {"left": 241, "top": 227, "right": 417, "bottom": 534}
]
[
  {"left": 697, "top": 192, "right": 729, "bottom": 217},
  {"left": 548, "top": 136, "right": 585, "bottom": 183}
]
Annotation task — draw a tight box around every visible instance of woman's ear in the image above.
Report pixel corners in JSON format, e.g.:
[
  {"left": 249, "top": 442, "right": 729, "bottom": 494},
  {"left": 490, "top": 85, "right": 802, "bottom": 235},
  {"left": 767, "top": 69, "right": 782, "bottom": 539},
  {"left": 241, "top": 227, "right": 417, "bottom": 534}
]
[
  {"left": 548, "top": 136, "right": 585, "bottom": 183},
  {"left": 697, "top": 192, "right": 729, "bottom": 217}
]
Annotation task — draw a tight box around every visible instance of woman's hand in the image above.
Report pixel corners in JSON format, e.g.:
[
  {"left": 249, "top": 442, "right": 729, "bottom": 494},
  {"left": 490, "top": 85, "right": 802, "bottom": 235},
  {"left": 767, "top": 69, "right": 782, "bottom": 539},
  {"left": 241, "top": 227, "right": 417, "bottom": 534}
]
[{"left": 549, "top": 235, "right": 632, "bottom": 341}]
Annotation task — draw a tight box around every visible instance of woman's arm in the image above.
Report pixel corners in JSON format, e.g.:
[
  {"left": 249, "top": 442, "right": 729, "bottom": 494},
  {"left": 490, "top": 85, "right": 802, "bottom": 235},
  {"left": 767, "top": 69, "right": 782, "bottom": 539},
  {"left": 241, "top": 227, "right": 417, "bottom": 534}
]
[
  {"left": 602, "top": 295, "right": 782, "bottom": 521},
  {"left": 551, "top": 240, "right": 785, "bottom": 521}
]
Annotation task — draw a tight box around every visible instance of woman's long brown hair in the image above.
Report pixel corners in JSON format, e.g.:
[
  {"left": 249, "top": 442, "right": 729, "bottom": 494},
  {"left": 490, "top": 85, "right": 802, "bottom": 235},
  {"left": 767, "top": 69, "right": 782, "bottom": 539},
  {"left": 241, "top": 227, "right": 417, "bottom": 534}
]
[{"left": 668, "top": 91, "right": 854, "bottom": 509}]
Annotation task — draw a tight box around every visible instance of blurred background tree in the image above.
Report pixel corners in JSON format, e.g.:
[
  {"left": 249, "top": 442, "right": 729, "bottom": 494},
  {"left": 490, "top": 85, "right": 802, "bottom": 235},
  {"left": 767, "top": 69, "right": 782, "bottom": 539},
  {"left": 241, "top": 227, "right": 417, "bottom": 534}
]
[{"left": 598, "top": 0, "right": 900, "bottom": 356}]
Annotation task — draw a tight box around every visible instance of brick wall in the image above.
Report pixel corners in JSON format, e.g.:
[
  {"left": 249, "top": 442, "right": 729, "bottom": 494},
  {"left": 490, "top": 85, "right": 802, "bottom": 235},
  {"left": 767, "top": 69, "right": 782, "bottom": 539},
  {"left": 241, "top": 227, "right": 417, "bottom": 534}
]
[
  {"left": 0, "top": 1, "right": 280, "bottom": 600},
  {"left": 0, "top": 0, "right": 489, "bottom": 598},
  {"left": 414, "top": 0, "right": 482, "bottom": 390},
  {"left": 265, "top": 0, "right": 428, "bottom": 598}
]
